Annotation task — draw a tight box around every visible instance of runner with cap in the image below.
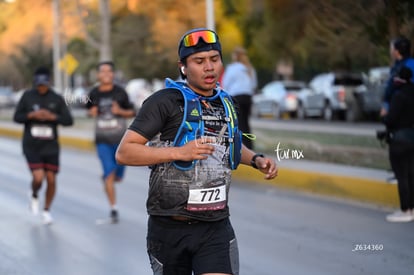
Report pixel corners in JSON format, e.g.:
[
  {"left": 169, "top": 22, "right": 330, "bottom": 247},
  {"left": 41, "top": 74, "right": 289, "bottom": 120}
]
[
  {"left": 13, "top": 66, "right": 74, "bottom": 225},
  {"left": 116, "top": 28, "right": 278, "bottom": 275}
]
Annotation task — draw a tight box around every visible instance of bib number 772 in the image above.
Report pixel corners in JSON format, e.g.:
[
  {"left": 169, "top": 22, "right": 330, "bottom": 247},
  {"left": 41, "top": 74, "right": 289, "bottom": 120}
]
[
  {"left": 202, "top": 188, "right": 220, "bottom": 201},
  {"left": 187, "top": 185, "right": 227, "bottom": 211}
]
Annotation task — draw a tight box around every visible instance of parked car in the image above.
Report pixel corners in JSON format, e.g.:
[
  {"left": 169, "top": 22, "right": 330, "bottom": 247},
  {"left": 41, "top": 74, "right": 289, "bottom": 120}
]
[
  {"left": 252, "top": 80, "right": 306, "bottom": 119},
  {"left": 296, "top": 72, "right": 370, "bottom": 122},
  {"left": 125, "top": 78, "right": 153, "bottom": 111},
  {"left": 361, "top": 66, "right": 389, "bottom": 119},
  {"left": 0, "top": 86, "right": 15, "bottom": 108},
  {"left": 11, "top": 89, "right": 25, "bottom": 106}
]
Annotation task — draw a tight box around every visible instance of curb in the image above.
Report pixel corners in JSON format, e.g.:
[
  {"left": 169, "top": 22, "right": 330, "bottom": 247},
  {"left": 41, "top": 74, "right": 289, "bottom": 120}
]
[
  {"left": 0, "top": 127, "right": 95, "bottom": 151},
  {"left": 0, "top": 126, "right": 398, "bottom": 208},
  {"left": 233, "top": 167, "right": 398, "bottom": 208}
]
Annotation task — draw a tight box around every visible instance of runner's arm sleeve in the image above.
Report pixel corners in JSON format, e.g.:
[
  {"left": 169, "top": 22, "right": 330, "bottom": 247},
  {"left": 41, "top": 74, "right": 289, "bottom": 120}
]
[
  {"left": 128, "top": 90, "right": 181, "bottom": 141},
  {"left": 117, "top": 89, "right": 136, "bottom": 117},
  {"left": 119, "top": 89, "right": 135, "bottom": 110},
  {"left": 85, "top": 89, "right": 97, "bottom": 109},
  {"left": 13, "top": 92, "right": 30, "bottom": 123},
  {"left": 56, "top": 96, "right": 74, "bottom": 126},
  {"left": 128, "top": 96, "right": 163, "bottom": 140}
]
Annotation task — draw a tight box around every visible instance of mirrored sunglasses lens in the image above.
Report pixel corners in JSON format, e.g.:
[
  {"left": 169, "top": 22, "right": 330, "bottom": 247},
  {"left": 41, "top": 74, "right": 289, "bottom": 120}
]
[{"left": 183, "top": 31, "right": 216, "bottom": 47}]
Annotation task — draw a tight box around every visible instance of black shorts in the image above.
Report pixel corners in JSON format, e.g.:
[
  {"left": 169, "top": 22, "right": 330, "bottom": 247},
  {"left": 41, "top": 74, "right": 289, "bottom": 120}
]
[
  {"left": 25, "top": 153, "right": 59, "bottom": 173},
  {"left": 147, "top": 216, "right": 239, "bottom": 275}
]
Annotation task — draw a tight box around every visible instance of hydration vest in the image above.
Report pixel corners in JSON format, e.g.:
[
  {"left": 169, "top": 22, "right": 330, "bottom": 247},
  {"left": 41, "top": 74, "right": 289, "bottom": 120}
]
[{"left": 165, "top": 78, "right": 242, "bottom": 170}]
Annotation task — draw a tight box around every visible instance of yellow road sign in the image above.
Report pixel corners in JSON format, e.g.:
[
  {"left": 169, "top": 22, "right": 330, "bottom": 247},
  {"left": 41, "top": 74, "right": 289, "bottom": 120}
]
[{"left": 59, "top": 53, "right": 79, "bottom": 75}]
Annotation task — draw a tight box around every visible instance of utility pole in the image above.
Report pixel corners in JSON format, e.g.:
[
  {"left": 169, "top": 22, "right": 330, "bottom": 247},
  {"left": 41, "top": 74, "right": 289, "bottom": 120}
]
[
  {"left": 52, "top": 0, "right": 63, "bottom": 93},
  {"left": 99, "top": 0, "right": 112, "bottom": 61},
  {"left": 206, "top": 0, "right": 215, "bottom": 31}
]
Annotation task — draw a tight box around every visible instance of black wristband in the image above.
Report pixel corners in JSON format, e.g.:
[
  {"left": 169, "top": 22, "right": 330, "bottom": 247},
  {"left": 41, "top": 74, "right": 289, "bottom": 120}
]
[{"left": 251, "top": 153, "right": 264, "bottom": 169}]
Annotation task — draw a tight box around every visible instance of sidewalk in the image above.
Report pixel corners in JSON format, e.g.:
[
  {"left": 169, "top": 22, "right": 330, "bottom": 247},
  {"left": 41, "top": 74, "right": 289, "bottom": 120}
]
[{"left": 0, "top": 118, "right": 398, "bottom": 208}]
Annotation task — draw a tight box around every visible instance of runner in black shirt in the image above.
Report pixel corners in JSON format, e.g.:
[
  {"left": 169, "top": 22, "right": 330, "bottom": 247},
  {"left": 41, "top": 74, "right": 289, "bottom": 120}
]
[
  {"left": 13, "top": 67, "right": 73, "bottom": 225},
  {"left": 86, "top": 61, "right": 135, "bottom": 223},
  {"left": 116, "top": 28, "right": 278, "bottom": 275}
]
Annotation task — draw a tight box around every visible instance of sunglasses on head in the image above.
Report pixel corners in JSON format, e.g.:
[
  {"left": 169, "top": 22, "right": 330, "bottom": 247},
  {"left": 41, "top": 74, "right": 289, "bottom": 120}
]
[{"left": 182, "top": 30, "right": 217, "bottom": 47}]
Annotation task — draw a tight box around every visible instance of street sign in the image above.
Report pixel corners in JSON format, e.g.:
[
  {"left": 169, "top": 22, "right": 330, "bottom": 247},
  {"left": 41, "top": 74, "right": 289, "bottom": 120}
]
[{"left": 59, "top": 53, "right": 79, "bottom": 75}]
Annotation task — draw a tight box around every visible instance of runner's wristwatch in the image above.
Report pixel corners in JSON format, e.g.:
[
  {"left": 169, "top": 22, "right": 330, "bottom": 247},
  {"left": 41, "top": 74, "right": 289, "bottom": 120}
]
[{"left": 251, "top": 153, "right": 264, "bottom": 169}]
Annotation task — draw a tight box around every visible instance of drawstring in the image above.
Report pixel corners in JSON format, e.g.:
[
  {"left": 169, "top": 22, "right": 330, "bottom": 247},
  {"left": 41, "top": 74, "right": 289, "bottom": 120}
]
[{"left": 243, "top": 133, "right": 256, "bottom": 141}]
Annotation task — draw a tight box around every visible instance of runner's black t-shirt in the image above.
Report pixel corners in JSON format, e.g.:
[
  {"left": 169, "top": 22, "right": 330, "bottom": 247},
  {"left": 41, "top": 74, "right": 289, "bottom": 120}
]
[
  {"left": 129, "top": 88, "right": 183, "bottom": 141},
  {"left": 129, "top": 87, "right": 238, "bottom": 221},
  {"left": 13, "top": 88, "right": 73, "bottom": 156},
  {"left": 86, "top": 85, "right": 134, "bottom": 144},
  {"left": 130, "top": 88, "right": 237, "bottom": 141}
]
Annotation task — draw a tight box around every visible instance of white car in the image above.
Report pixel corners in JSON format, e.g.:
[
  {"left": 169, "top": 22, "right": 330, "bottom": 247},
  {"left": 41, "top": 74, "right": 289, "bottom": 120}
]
[
  {"left": 296, "top": 72, "right": 367, "bottom": 121},
  {"left": 125, "top": 78, "right": 153, "bottom": 110},
  {"left": 252, "top": 80, "right": 306, "bottom": 119},
  {"left": 0, "top": 86, "right": 14, "bottom": 108}
]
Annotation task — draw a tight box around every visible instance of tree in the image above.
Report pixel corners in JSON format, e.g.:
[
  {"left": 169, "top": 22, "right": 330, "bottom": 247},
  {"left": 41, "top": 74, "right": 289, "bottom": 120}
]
[
  {"left": 384, "top": 0, "right": 414, "bottom": 45},
  {"left": 9, "top": 27, "right": 53, "bottom": 87},
  {"left": 247, "top": 0, "right": 393, "bottom": 82},
  {"left": 112, "top": 13, "right": 160, "bottom": 80},
  {"left": 3, "top": 0, "right": 414, "bottom": 89},
  {"left": 74, "top": 0, "right": 112, "bottom": 61}
]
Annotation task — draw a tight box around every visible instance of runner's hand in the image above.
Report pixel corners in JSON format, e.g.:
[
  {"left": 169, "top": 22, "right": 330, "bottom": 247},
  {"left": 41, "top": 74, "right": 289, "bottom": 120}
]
[
  {"left": 28, "top": 109, "right": 56, "bottom": 121},
  {"left": 255, "top": 156, "right": 278, "bottom": 180},
  {"left": 39, "top": 109, "right": 57, "bottom": 121},
  {"left": 111, "top": 101, "right": 121, "bottom": 115},
  {"left": 88, "top": 106, "right": 98, "bottom": 117},
  {"left": 176, "top": 138, "right": 215, "bottom": 161}
]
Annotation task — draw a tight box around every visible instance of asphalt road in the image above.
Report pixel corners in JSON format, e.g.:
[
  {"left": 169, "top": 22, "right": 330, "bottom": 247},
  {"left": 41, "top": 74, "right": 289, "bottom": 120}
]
[{"left": 0, "top": 136, "right": 413, "bottom": 275}]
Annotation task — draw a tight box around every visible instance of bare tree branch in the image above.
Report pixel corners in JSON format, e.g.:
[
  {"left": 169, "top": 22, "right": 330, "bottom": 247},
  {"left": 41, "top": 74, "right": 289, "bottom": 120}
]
[{"left": 74, "top": 0, "right": 100, "bottom": 50}]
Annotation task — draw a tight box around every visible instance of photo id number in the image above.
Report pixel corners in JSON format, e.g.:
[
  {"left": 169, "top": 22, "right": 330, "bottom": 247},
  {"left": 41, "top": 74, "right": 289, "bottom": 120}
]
[{"left": 352, "top": 244, "right": 383, "bottom": 252}]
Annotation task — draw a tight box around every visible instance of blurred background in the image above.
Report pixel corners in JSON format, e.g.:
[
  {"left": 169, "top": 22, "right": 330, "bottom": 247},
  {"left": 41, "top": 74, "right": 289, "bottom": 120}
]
[
  {"left": 0, "top": 0, "right": 413, "bottom": 120},
  {"left": 1, "top": 4, "right": 414, "bottom": 272}
]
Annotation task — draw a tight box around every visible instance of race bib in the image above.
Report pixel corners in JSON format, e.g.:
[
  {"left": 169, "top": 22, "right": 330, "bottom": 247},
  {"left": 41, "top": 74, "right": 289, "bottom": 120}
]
[
  {"left": 31, "top": 125, "right": 54, "bottom": 139},
  {"left": 187, "top": 184, "right": 226, "bottom": 211},
  {"left": 97, "top": 118, "right": 119, "bottom": 129}
]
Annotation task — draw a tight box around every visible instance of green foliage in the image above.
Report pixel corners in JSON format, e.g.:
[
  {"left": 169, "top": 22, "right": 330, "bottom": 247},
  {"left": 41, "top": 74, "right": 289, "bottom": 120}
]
[
  {"left": 3, "top": 0, "right": 414, "bottom": 88},
  {"left": 111, "top": 13, "right": 174, "bottom": 80}
]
